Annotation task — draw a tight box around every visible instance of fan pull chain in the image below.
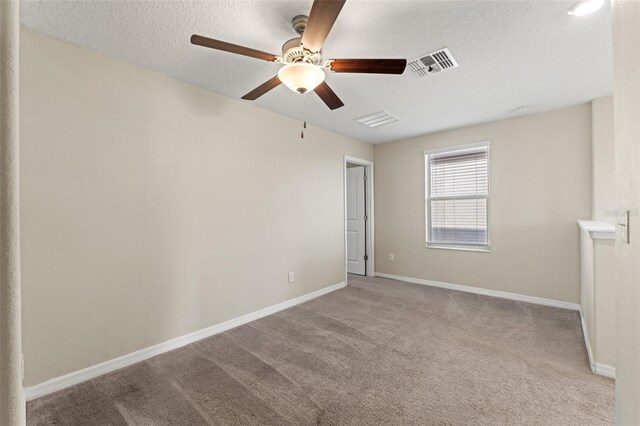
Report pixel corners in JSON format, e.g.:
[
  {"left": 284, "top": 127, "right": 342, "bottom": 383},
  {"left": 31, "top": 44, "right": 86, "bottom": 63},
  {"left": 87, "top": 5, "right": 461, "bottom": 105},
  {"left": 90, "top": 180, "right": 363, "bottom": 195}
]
[{"left": 301, "top": 98, "right": 306, "bottom": 140}]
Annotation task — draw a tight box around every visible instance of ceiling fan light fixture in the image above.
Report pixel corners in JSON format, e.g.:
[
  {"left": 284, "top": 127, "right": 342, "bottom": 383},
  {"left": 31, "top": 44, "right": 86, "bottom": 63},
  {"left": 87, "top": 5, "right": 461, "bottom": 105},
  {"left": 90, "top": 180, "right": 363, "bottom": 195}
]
[
  {"left": 278, "top": 63, "right": 325, "bottom": 94},
  {"left": 567, "top": 0, "right": 604, "bottom": 16}
]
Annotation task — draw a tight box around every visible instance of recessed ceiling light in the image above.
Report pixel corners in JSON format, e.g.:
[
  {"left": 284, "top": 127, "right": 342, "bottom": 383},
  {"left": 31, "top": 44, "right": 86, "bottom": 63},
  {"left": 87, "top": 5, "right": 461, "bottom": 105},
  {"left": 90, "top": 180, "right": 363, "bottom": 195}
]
[{"left": 568, "top": 0, "right": 604, "bottom": 16}]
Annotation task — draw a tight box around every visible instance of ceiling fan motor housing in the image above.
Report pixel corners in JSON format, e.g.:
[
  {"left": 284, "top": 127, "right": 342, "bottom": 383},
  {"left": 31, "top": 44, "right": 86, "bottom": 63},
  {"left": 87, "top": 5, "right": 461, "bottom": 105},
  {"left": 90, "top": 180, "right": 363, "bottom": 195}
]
[{"left": 281, "top": 37, "right": 322, "bottom": 65}]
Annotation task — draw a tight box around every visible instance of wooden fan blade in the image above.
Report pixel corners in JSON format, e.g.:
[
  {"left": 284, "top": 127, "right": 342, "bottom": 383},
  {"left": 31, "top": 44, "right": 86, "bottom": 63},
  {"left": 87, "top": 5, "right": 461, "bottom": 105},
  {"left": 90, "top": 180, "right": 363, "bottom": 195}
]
[
  {"left": 241, "top": 76, "right": 282, "bottom": 100},
  {"left": 314, "top": 81, "right": 344, "bottom": 110},
  {"left": 328, "top": 59, "right": 407, "bottom": 74},
  {"left": 300, "top": 0, "right": 346, "bottom": 53},
  {"left": 191, "top": 34, "right": 278, "bottom": 62}
]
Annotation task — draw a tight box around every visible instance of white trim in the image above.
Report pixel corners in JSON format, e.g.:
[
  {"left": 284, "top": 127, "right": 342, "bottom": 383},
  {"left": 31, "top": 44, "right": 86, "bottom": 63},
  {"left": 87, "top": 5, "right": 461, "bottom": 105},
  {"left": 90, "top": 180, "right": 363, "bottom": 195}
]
[
  {"left": 375, "top": 272, "right": 581, "bottom": 311},
  {"left": 423, "top": 140, "right": 491, "bottom": 156},
  {"left": 589, "top": 231, "right": 616, "bottom": 240},
  {"left": 579, "top": 308, "right": 617, "bottom": 379},
  {"left": 344, "top": 156, "right": 375, "bottom": 281},
  {"left": 590, "top": 231, "right": 615, "bottom": 240},
  {"left": 577, "top": 220, "right": 616, "bottom": 240},
  {"left": 24, "top": 281, "right": 346, "bottom": 401},
  {"left": 426, "top": 244, "right": 491, "bottom": 252},
  {"left": 594, "top": 363, "right": 616, "bottom": 379},
  {"left": 580, "top": 307, "right": 596, "bottom": 373}
]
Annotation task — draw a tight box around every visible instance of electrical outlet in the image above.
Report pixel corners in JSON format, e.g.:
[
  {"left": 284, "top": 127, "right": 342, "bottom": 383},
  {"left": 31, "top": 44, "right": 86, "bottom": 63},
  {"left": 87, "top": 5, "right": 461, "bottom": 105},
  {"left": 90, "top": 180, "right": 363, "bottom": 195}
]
[
  {"left": 388, "top": 253, "right": 395, "bottom": 262},
  {"left": 288, "top": 272, "right": 295, "bottom": 283}
]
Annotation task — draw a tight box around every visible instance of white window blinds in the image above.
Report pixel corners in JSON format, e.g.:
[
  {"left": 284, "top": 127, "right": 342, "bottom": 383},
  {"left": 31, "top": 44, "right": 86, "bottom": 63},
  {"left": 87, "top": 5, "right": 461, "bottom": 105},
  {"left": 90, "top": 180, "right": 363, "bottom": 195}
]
[{"left": 425, "top": 143, "right": 490, "bottom": 249}]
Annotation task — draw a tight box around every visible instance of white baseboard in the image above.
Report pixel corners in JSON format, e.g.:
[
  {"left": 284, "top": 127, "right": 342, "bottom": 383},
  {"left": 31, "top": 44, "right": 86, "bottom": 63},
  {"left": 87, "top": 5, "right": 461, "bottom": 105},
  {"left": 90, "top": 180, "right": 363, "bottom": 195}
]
[
  {"left": 24, "top": 281, "right": 346, "bottom": 401},
  {"left": 594, "top": 363, "right": 616, "bottom": 379},
  {"left": 579, "top": 308, "right": 596, "bottom": 373},
  {"left": 375, "top": 272, "right": 581, "bottom": 311},
  {"left": 579, "top": 307, "right": 616, "bottom": 379}
]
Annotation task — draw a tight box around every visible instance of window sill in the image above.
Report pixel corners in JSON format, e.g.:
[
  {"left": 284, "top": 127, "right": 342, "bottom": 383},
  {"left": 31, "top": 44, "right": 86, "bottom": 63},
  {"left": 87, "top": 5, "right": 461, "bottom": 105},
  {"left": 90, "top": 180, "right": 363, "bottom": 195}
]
[{"left": 426, "top": 244, "right": 491, "bottom": 253}]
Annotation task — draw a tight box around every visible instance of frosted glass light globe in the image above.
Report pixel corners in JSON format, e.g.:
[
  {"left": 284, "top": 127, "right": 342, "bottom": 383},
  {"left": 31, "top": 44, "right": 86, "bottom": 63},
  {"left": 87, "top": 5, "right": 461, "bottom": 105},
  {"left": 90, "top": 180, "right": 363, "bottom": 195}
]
[{"left": 278, "top": 63, "right": 325, "bottom": 94}]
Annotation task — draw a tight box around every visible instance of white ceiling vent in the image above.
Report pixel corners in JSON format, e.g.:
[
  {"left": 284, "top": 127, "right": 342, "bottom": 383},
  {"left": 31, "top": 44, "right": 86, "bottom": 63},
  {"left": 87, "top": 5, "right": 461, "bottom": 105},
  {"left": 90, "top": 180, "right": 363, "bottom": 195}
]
[
  {"left": 408, "top": 48, "right": 459, "bottom": 77},
  {"left": 355, "top": 111, "right": 399, "bottom": 128}
]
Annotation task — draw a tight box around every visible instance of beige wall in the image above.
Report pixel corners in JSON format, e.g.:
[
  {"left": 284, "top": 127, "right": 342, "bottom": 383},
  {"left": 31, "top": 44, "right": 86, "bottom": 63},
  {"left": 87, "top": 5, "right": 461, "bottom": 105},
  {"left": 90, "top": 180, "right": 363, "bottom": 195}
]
[
  {"left": 612, "top": 0, "right": 640, "bottom": 423},
  {"left": 374, "top": 104, "right": 592, "bottom": 303},
  {"left": 19, "top": 29, "right": 373, "bottom": 386},
  {"left": 592, "top": 96, "right": 615, "bottom": 225}
]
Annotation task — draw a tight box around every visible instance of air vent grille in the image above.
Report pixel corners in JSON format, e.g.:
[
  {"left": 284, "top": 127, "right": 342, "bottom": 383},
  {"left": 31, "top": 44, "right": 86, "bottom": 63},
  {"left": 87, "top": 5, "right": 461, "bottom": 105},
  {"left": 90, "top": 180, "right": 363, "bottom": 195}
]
[
  {"left": 355, "top": 111, "right": 399, "bottom": 129},
  {"left": 408, "top": 48, "right": 459, "bottom": 77}
]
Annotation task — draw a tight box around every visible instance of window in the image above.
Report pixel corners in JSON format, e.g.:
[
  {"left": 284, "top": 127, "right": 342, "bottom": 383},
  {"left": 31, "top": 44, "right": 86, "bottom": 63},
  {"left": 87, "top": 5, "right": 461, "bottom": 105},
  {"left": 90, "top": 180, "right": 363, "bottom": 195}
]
[{"left": 425, "top": 142, "right": 490, "bottom": 250}]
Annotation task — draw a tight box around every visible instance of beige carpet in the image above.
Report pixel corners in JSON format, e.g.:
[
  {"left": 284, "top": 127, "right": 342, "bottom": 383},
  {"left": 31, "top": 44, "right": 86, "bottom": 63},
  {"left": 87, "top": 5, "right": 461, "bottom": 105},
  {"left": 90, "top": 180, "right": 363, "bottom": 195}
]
[{"left": 27, "top": 275, "right": 614, "bottom": 425}]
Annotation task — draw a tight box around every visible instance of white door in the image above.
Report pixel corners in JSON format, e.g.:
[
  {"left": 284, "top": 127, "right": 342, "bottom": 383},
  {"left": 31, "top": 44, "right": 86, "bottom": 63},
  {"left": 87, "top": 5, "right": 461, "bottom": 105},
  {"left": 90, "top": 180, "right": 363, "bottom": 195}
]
[{"left": 347, "top": 166, "right": 366, "bottom": 275}]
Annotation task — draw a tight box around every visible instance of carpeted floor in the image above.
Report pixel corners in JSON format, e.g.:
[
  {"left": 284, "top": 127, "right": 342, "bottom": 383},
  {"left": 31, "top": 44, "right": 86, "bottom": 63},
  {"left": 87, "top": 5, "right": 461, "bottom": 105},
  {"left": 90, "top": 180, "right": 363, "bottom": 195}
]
[{"left": 27, "top": 275, "right": 614, "bottom": 425}]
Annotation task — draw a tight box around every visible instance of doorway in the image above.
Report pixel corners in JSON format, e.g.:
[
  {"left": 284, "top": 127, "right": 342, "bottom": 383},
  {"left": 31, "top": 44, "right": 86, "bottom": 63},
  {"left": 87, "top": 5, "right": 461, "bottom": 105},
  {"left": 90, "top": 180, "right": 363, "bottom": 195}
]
[{"left": 344, "top": 156, "right": 374, "bottom": 283}]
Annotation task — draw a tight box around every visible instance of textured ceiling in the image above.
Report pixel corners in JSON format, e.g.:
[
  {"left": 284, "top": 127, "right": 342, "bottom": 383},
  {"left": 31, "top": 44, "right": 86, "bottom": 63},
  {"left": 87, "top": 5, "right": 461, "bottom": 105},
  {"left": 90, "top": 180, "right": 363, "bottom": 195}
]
[{"left": 20, "top": 0, "right": 613, "bottom": 144}]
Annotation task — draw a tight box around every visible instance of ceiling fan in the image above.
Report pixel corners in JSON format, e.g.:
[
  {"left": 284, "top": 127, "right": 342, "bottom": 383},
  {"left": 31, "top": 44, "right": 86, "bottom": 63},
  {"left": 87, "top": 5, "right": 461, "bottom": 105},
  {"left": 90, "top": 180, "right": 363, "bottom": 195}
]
[{"left": 190, "top": 0, "right": 407, "bottom": 110}]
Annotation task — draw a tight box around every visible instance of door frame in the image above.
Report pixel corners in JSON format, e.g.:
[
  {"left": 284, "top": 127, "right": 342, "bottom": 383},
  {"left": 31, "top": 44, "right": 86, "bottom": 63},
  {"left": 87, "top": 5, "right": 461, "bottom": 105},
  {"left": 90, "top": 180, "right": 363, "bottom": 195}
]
[{"left": 344, "top": 155, "right": 375, "bottom": 283}]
